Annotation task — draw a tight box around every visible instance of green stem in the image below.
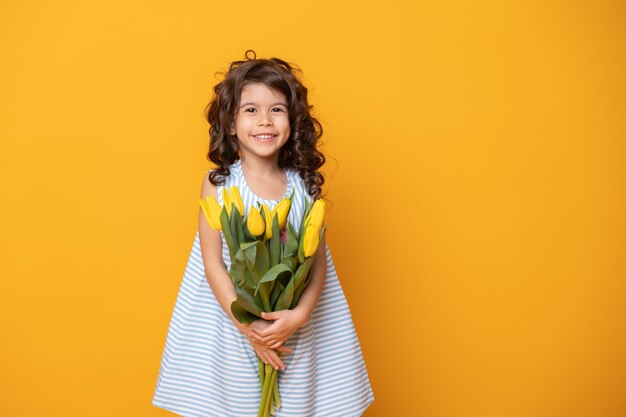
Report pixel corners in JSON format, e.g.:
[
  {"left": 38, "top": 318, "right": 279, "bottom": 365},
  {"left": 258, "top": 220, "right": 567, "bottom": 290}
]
[
  {"left": 273, "top": 351, "right": 282, "bottom": 409},
  {"left": 258, "top": 363, "right": 273, "bottom": 417},
  {"left": 266, "top": 368, "right": 274, "bottom": 416},
  {"left": 273, "top": 375, "right": 281, "bottom": 409},
  {"left": 258, "top": 357, "right": 265, "bottom": 387},
  {"left": 264, "top": 366, "right": 277, "bottom": 417}
]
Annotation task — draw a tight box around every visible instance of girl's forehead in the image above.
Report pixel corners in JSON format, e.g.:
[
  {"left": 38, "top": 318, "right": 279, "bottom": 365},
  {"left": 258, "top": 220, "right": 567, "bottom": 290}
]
[{"left": 241, "top": 82, "right": 286, "bottom": 99}]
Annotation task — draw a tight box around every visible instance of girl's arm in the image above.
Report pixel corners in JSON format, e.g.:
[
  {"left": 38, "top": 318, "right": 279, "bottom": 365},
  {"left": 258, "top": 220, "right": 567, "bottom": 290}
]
[
  {"left": 250, "top": 230, "right": 327, "bottom": 348},
  {"left": 198, "top": 172, "right": 292, "bottom": 369},
  {"left": 292, "top": 230, "right": 327, "bottom": 324}
]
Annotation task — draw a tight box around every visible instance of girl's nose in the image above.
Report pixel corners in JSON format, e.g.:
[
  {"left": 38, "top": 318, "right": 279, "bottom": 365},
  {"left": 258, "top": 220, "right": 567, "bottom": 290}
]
[{"left": 258, "top": 111, "right": 273, "bottom": 126}]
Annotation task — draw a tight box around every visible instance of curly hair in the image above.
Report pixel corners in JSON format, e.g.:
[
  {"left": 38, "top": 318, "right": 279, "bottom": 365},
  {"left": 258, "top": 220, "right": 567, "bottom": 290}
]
[{"left": 204, "top": 49, "right": 326, "bottom": 201}]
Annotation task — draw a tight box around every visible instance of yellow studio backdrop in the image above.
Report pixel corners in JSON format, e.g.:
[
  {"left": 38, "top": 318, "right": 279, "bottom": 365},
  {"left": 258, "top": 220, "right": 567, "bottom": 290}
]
[{"left": 1, "top": 0, "right": 624, "bottom": 416}]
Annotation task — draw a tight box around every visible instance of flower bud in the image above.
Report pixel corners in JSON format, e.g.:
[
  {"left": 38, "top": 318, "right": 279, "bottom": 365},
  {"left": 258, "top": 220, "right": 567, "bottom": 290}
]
[
  {"left": 199, "top": 195, "right": 222, "bottom": 231},
  {"left": 302, "top": 222, "right": 320, "bottom": 257},
  {"left": 247, "top": 206, "right": 265, "bottom": 236}
]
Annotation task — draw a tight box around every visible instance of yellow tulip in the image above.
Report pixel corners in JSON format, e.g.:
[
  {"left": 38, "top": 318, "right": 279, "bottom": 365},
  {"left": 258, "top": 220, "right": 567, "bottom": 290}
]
[
  {"left": 222, "top": 187, "right": 232, "bottom": 216},
  {"left": 229, "top": 186, "right": 245, "bottom": 216},
  {"left": 271, "top": 198, "right": 291, "bottom": 229},
  {"left": 302, "top": 222, "right": 320, "bottom": 257},
  {"left": 261, "top": 203, "right": 273, "bottom": 239},
  {"left": 247, "top": 206, "right": 265, "bottom": 236},
  {"left": 199, "top": 195, "right": 222, "bottom": 231},
  {"left": 222, "top": 186, "right": 245, "bottom": 217},
  {"left": 304, "top": 199, "right": 325, "bottom": 230}
]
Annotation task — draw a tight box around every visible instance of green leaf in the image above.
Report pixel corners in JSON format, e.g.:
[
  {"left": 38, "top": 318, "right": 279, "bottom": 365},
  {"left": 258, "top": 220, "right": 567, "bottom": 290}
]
[
  {"left": 297, "top": 243, "right": 305, "bottom": 264},
  {"left": 269, "top": 214, "right": 280, "bottom": 267},
  {"left": 255, "top": 264, "right": 292, "bottom": 296},
  {"left": 293, "top": 256, "right": 314, "bottom": 288},
  {"left": 284, "top": 221, "right": 299, "bottom": 259},
  {"left": 242, "top": 241, "right": 258, "bottom": 278},
  {"left": 233, "top": 283, "right": 264, "bottom": 316},
  {"left": 240, "top": 241, "right": 258, "bottom": 250},
  {"left": 258, "top": 283, "right": 271, "bottom": 312},
  {"left": 252, "top": 242, "right": 272, "bottom": 310},
  {"left": 231, "top": 299, "right": 260, "bottom": 324},
  {"left": 234, "top": 209, "right": 245, "bottom": 245},
  {"left": 275, "top": 277, "right": 295, "bottom": 311},
  {"left": 291, "top": 256, "right": 315, "bottom": 307},
  {"left": 280, "top": 257, "right": 297, "bottom": 274},
  {"left": 269, "top": 281, "right": 284, "bottom": 308},
  {"left": 228, "top": 249, "right": 248, "bottom": 286},
  {"left": 230, "top": 206, "right": 244, "bottom": 250},
  {"left": 220, "top": 206, "right": 236, "bottom": 260},
  {"left": 253, "top": 240, "right": 270, "bottom": 281}
]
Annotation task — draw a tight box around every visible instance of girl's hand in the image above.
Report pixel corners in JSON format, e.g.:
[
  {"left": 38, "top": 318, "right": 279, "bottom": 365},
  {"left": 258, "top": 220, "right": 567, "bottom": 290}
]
[
  {"left": 238, "top": 320, "right": 293, "bottom": 370},
  {"left": 249, "top": 309, "right": 305, "bottom": 350},
  {"left": 248, "top": 336, "right": 291, "bottom": 371}
]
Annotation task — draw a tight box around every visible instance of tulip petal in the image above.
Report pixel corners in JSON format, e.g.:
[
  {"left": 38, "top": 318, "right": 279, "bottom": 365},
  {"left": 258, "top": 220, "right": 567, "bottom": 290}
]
[
  {"left": 222, "top": 187, "right": 231, "bottom": 216},
  {"left": 246, "top": 207, "right": 265, "bottom": 236},
  {"left": 230, "top": 186, "right": 245, "bottom": 217}
]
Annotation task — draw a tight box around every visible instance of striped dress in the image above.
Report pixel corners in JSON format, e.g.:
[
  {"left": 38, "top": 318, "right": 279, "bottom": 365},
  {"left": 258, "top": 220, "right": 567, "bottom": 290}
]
[{"left": 152, "top": 159, "right": 374, "bottom": 416}]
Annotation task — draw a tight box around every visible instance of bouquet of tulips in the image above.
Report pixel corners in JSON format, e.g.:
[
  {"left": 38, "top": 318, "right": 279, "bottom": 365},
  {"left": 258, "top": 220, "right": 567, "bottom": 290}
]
[{"left": 199, "top": 185, "right": 326, "bottom": 417}]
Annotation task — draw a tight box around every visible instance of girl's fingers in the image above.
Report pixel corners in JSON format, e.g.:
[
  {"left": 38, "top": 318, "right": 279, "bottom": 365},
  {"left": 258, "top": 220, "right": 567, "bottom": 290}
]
[
  {"left": 252, "top": 333, "right": 273, "bottom": 343},
  {"left": 270, "top": 340, "right": 283, "bottom": 349},
  {"left": 257, "top": 346, "right": 282, "bottom": 369},
  {"left": 277, "top": 345, "right": 293, "bottom": 354},
  {"left": 268, "top": 352, "right": 285, "bottom": 370},
  {"left": 250, "top": 338, "right": 287, "bottom": 370},
  {"left": 256, "top": 336, "right": 286, "bottom": 350}
]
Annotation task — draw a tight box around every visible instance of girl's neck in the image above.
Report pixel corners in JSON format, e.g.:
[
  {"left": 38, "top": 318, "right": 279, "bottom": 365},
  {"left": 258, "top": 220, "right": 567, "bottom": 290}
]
[{"left": 239, "top": 155, "right": 284, "bottom": 180}]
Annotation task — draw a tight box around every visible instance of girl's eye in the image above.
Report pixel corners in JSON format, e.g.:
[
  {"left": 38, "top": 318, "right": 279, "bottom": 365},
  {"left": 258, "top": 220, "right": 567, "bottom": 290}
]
[{"left": 243, "top": 107, "right": 286, "bottom": 113}]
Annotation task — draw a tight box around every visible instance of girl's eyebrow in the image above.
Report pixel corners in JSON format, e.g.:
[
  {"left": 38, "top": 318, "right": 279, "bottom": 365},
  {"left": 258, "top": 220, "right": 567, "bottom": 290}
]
[{"left": 239, "top": 102, "right": 288, "bottom": 108}]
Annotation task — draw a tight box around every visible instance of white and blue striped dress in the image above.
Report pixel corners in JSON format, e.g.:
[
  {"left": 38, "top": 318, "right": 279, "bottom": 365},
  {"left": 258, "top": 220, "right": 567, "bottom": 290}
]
[{"left": 152, "top": 159, "right": 374, "bottom": 416}]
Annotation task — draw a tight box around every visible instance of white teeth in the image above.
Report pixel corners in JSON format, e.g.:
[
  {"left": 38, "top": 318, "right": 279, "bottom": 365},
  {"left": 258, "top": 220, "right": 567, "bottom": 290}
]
[{"left": 254, "top": 135, "right": 274, "bottom": 139}]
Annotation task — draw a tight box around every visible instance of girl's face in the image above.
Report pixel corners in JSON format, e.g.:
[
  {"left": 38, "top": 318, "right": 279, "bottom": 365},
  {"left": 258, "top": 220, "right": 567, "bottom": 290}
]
[{"left": 229, "top": 82, "right": 291, "bottom": 162}]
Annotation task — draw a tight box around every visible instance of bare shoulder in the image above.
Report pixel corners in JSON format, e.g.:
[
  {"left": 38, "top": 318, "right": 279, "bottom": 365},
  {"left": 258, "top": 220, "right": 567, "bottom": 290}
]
[
  {"left": 201, "top": 169, "right": 219, "bottom": 200},
  {"left": 198, "top": 169, "right": 223, "bottom": 268}
]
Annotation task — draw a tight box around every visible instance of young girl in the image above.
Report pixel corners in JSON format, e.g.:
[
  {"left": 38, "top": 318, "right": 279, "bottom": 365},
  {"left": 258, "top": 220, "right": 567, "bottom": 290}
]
[{"left": 152, "top": 50, "right": 374, "bottom": 417}]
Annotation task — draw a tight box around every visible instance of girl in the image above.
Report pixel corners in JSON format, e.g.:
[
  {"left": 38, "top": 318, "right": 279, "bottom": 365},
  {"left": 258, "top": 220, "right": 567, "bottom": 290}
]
[{"left": 152, "top": 50, "right": 374, "bottom": 417}]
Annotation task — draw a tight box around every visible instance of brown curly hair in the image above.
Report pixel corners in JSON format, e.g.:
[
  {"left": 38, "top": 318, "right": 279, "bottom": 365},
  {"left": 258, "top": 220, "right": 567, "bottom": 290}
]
[{"left": 204, "top": 49, "right": 326, "bottom": 201}]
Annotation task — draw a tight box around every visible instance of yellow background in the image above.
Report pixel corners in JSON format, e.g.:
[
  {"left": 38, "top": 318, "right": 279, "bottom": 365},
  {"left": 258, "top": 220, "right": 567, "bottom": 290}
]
[{"left": 1, "top": 1, "right": 625, "bottom": 416}]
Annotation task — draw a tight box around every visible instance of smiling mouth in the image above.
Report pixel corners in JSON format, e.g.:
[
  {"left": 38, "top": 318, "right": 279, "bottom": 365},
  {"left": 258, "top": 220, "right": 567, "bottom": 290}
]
[{"left": 252, "top": 134, "right": 277, "bottom": 141}]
